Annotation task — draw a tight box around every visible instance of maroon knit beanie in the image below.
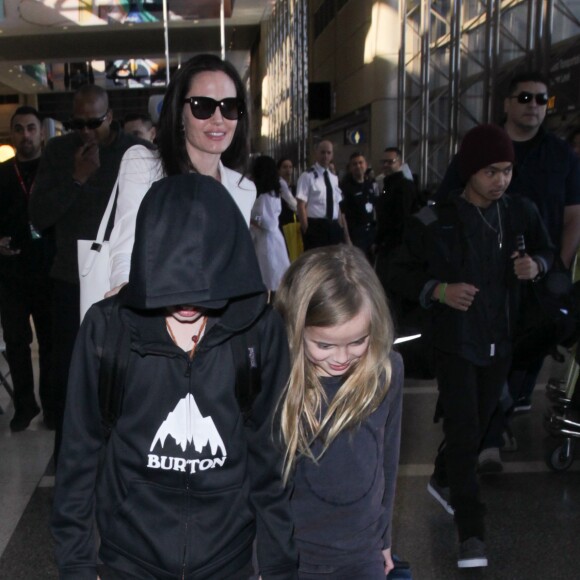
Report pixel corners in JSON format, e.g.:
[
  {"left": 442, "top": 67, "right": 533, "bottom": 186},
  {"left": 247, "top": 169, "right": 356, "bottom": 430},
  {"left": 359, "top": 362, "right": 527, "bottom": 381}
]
[{"left": 457, "top": 124, "right": 515, "bottom": 182}]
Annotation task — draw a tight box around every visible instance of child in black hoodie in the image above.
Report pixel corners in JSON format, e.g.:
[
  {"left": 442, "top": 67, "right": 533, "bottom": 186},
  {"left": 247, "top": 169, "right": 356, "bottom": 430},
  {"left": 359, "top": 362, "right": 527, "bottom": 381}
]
[{"left": 51, "top": 174, "right": 297, "bottom": 579}]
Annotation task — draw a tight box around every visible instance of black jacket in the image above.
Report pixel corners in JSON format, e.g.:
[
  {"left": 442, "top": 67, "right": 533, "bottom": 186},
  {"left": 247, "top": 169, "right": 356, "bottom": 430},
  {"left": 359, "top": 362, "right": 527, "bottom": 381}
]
[
  {"left": 0, "top": 157, "right": 54, "bottom": 280},
  {"left": 387, "top": 192, "right": 554, "bottom": 364},
  {"left": 29, "top": 128, "right": 147, "bottom": 283},
  {"left": 375, "top": 171, "right": 420, "bottom": 254},
  {"left": 51, "top": 174, "right": 297, "bottom": 579}
]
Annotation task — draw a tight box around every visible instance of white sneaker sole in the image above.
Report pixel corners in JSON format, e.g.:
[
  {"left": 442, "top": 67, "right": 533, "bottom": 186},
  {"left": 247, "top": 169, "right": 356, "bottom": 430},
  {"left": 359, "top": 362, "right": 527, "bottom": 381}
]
[
  {"left": 427, "top": 481, "right": 454, "bottom": 515},
  {"left": 458, "top": 557, "right": 488, "bottom": 568}
]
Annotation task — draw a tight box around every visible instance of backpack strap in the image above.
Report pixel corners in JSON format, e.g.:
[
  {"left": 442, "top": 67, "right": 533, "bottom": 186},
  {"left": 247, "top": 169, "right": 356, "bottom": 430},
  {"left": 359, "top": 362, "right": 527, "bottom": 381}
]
[
  {"left": 231, "top": 313, "right": 264, "bottom": 422},
  {"left": 98, "top": 289, "right": 131, "bottom": 440}
]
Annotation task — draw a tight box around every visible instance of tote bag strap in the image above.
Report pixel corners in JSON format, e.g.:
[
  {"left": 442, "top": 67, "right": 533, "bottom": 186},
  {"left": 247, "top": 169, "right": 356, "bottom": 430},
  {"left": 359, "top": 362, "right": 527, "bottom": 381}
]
[
  {"left": 79, "top": 177, "right": 120, "bottom": 277},
  {"left": 94, "top": 176, "right": 120, "bottom": 248}
]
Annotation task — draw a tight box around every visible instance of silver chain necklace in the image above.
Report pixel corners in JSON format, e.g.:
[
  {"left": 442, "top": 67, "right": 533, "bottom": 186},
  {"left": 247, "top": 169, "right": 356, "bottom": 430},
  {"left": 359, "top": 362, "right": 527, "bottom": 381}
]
[{"left": 475, "top": 203, "right": 503, "bottom": 249}]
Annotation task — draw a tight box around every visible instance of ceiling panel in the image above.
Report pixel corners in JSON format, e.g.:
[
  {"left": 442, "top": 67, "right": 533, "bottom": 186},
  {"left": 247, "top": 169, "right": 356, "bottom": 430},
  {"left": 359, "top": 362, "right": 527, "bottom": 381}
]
[{"left": 0, "top": 0, "right": 271, "bottom": 94}]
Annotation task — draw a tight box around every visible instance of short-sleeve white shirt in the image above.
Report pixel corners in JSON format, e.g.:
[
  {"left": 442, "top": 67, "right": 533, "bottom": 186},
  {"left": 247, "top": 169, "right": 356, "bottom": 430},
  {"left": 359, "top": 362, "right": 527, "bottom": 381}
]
[{"left": 296, "top": 162, "right": 342, "bottom": 220}]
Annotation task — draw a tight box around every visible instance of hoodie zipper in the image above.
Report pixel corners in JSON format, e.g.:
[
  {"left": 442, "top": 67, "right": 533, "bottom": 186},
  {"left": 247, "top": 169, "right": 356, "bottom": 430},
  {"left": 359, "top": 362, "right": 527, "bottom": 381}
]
[
  {"left": 181, "top": 354, "right": 191, "bottom": 579},
  {"left": 181, "top": 346, "right": 199, "bottom": 577}
]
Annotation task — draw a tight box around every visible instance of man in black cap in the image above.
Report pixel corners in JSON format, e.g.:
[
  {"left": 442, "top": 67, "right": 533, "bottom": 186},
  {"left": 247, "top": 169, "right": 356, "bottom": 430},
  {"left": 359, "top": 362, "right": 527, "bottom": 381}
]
[{"left": 388, "top": 124, "right": 553, "bottom": 569}]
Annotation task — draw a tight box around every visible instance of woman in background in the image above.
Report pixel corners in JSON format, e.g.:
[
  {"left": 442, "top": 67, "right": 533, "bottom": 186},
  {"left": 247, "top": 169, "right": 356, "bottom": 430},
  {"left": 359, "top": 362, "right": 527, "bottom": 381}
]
[{"left": 250, "top": 155, "right": 291, "bottom": 292}]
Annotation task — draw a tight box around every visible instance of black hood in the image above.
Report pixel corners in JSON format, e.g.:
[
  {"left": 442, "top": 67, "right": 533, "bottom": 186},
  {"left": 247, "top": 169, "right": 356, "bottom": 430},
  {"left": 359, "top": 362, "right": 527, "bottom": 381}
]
[{"left": 124, "top": 173, "right": 264, "bottom": 310}]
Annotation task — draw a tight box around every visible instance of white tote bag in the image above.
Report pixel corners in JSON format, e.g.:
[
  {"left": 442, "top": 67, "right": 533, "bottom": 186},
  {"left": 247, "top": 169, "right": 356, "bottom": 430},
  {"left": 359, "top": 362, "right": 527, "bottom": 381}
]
[{"left": 77, "top": 177, "right": 119, "bottom": 321}]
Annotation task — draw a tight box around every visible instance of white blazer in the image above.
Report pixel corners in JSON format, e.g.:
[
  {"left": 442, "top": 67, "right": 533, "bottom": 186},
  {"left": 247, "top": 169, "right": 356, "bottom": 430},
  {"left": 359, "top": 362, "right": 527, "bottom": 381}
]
[{"left": 108, "top": 144, "right": 256, "bottom": 289}]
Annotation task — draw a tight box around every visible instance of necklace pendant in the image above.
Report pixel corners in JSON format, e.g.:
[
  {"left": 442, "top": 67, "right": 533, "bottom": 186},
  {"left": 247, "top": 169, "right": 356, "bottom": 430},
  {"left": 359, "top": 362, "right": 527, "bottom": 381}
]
[{"left": 498, "top": 236, "right": 502, "bottom": 250}]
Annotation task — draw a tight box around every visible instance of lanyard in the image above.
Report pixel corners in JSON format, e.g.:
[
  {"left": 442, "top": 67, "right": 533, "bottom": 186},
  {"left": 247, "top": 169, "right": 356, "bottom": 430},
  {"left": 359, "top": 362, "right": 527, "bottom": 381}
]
[{"left": 13, "top": 161, "right": 35, "bottom": 201}]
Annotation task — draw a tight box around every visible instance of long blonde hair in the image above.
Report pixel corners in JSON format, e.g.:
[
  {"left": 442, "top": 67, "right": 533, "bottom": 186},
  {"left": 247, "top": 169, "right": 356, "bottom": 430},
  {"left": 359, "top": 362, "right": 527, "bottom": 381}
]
[{"left": 275, "top": 245, "right": 394, "bottom": 483}]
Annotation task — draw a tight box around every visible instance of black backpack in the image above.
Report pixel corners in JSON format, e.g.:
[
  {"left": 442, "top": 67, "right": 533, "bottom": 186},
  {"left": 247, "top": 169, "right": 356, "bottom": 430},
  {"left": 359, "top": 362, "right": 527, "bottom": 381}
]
[{"left": 98, "top": 294, "right": 263, "bottom": 440}]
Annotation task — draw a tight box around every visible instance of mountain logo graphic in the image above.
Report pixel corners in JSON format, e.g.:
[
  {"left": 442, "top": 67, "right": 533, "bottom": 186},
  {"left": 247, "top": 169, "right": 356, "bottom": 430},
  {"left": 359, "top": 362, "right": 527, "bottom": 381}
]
[{"left": 150, "top": 393, "right": 226, "bottom": 456}]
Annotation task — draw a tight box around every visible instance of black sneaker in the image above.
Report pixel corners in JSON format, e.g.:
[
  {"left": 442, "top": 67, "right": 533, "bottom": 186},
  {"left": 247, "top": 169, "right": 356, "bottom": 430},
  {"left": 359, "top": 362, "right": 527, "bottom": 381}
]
[
  {"left": 427, "top": 475, "right": 454, "bottom": 515},
  {"left": 457, "top": 537, "right": 488, "bottom": 568},
  {"left": 10, "top": 407, "right": 41, "bottom": 432}
]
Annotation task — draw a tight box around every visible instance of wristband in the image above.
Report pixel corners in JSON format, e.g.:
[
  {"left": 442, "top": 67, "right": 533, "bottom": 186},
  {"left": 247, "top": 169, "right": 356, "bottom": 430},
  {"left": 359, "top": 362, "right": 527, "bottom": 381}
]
[{"left": 438, "top": 283, "right": 447, "bottom": 304}]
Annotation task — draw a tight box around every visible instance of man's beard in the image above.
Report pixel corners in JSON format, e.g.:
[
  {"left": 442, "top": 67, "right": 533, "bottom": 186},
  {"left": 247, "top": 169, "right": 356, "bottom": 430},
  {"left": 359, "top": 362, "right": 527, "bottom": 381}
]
[{"left": 17, "top": 141, "right": 40, "bottom": 160}]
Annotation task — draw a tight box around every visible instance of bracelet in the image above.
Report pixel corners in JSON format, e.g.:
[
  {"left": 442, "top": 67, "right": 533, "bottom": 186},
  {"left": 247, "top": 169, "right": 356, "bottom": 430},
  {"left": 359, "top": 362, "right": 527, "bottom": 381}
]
[{"left": 438, "top": 283, "right": 447, "bottom": 304}]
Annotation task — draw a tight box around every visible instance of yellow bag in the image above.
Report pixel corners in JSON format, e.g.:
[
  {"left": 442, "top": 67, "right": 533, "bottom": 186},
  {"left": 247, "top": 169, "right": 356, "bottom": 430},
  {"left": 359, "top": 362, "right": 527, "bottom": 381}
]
[{"left": 282, "top": 215, "right": 304, "bottom": 262}]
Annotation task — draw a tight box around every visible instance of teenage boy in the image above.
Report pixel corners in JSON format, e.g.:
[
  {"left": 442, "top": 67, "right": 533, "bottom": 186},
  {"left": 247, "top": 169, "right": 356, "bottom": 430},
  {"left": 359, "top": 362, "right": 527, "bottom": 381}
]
[{"left": 388, "top": 124, "right": 553, "bottom": 568}]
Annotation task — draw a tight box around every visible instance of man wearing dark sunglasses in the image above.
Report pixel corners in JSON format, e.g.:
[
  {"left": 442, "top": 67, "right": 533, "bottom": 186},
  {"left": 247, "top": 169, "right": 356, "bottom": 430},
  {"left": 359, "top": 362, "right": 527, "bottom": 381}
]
[{"left": 29, "top": 84, "right": 148, "bottom": 462}]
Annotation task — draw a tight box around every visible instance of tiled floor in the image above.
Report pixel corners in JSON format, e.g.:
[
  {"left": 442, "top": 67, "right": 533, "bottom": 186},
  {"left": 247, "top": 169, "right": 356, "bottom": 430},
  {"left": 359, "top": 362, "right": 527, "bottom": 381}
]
[{"left": 1, "top": 345, "right": 579, "bottom": 578}]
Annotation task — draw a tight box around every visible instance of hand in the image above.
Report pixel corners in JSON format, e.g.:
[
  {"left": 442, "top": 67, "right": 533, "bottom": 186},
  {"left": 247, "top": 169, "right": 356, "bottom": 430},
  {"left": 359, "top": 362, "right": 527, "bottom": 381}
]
[
  {"left": 511, "top": 251, "right": 540, "bottom": 280},
  {"left": 0, "top": 236, "right": 20, "bottom": 257},
  {"left": 105, "top": 282, "right": 127, "bottom": 298},
  {"left": 383, "top": 547, "right": 394, "bottom": 575},
  {"left": 73, "top": 142, "right": 100, "bottom": 184},
  {"left": 436, "top": 282, "right": 479, "bottom": 311}
]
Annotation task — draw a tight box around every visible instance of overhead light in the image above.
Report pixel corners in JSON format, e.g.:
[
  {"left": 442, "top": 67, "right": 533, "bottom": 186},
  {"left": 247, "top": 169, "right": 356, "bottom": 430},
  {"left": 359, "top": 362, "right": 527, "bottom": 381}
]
[{"left": 0, "top": 145, "right": 15, "bottom": 163}]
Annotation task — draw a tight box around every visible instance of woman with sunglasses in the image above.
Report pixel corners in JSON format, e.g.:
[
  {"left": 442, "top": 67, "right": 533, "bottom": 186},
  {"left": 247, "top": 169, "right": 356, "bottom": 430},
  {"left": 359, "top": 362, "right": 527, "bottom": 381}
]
[{"left": 107, "top": 54, "right": 255, "bottom": 296}]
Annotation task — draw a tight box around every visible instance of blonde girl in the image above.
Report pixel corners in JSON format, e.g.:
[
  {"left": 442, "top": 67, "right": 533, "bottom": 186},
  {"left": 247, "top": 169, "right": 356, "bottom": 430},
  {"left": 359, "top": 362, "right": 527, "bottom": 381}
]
[{"left": 275, "top": 245, "right": 404, "bottom": 579}]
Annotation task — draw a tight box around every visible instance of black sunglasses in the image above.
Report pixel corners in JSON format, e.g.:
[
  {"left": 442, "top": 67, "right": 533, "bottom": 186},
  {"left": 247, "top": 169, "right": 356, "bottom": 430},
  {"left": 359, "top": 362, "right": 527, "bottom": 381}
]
[
  {"left": 509, "top": 92, "right": 549, "bottom": 106},
  {"left": 69, "top": 112, "right": 109, "bottom": 131},
  {"left": 183, "top": 96, "right": 244, "bottom": 121}
]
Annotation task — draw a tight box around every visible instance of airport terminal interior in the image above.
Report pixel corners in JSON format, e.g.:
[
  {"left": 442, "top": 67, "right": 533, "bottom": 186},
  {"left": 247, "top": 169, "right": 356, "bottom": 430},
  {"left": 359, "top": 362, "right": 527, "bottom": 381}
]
[{"left": 1, "top": 0, "right": 580, "bottom": 578}]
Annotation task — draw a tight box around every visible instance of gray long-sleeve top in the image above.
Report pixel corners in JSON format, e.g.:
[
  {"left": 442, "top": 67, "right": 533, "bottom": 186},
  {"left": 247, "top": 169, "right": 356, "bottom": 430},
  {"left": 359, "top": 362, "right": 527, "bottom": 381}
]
[{"left": 291, "top": 351, "right": 403, "bottom": 569}]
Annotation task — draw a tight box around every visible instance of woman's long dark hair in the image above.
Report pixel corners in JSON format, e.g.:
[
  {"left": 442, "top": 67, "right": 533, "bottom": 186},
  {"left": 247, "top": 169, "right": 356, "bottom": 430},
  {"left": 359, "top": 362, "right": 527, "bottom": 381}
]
[
  {"left": 252, "top": 155, "right": 281, "bottom": 196},
  {"left": 156, "top": 54, "right": 249, "bottom": 176}
]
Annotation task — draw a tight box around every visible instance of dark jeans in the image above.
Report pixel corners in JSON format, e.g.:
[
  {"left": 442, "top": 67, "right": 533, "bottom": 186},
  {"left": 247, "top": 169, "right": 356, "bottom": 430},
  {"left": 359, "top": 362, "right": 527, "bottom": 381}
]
[
  {"left": 432, "top": 350, "right": 510, "bottom": 541},
  {"left": 0, "top": 275, "right": 52, "bottom": 416},
  {"left": 51, "top": 279, "right": 81, "bottom": 464},
  {"left": 303, "top": 218, "right": 344, "bottom": 250},
  {"left": 481, "top": 357, "right": 545, "bottom": 450}
]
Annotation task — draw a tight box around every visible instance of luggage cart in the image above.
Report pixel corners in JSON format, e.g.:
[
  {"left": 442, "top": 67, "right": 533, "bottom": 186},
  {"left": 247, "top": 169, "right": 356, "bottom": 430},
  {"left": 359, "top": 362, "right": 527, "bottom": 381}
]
[
  {"left": 543, "top": 254, "right": 580, "bottom": 471},
  {"left": 544, "top": 344, "right": 580, "bottom": 471}
]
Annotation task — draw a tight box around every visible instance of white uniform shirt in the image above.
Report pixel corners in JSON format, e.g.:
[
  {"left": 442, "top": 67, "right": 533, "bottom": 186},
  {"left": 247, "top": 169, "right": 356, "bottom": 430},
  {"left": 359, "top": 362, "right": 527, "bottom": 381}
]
[{"left": 296, "top": 162, "right": 342, "bottom": 220}]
